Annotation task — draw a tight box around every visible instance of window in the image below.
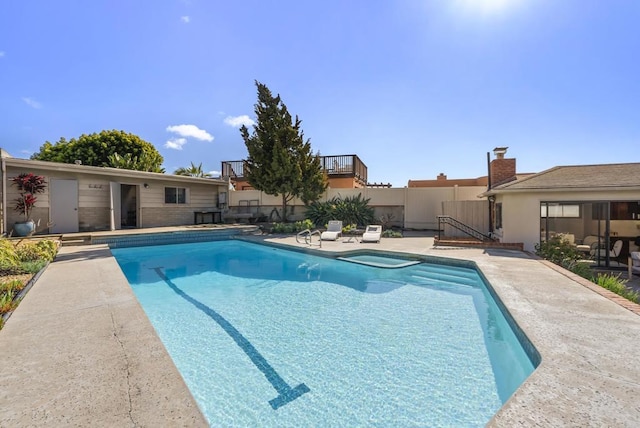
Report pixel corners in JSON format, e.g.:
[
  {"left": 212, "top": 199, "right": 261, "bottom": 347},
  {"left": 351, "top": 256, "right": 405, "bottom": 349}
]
[
  {"left": 165, "top": 187, "right": 186, "bottom": 204},
  {"left": 609, "top": 201, "right": 640, "bottom": 220},
  {"left": 540, "top": 203, "right": 580, "bottom": 218}
]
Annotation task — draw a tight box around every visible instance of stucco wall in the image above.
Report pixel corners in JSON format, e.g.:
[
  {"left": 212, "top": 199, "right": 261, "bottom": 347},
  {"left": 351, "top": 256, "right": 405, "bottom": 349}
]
[
  {"left": 227, "top": 186, "right": 487, "bottom": 229},
  {"left": 498, "top": 193, "right": 540, "bottom": 251}
]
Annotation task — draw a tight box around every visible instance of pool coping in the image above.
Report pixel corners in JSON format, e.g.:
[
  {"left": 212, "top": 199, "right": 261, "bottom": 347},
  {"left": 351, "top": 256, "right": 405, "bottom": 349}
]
[{"left": 1, "top": 231, "right": 640, "bottom": 426}]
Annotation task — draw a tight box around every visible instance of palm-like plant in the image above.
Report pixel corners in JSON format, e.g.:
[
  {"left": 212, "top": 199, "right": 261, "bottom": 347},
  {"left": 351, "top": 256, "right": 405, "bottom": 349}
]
[
  {"left": 305, "top": 194, "right": 375, "bottom": 227},
  {"left": 173, "top": 162, "right": 212, "bottom": 178}
]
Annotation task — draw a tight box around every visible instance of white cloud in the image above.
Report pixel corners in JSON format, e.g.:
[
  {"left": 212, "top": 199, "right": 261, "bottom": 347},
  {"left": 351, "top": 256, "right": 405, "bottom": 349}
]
[
  {"left": 0, "top": 51, "right": 5, "bottom": 58},
  {"left": 181, "top": 16, "right": 190, "bottom": 23},
  {"left": 166, "top": 124, "right": 214, "bottom": 141},
  {"left": 22, "top": 97, "right": 42, "bottom": 109},
  {"left": 208, "top": 170, "right": 221, "bottom": 177},
  {"left": 164, "top": 138, "right": 187, "bottom": 150},
  {"left": 224, "top": 115, "right": 255, "bottom": 128}
]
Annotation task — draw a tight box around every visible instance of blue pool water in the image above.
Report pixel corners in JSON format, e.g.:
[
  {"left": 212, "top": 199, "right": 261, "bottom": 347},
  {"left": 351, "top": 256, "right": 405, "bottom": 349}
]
[{"left": 112, "top": 240, "right": 535, "bottom": 427}]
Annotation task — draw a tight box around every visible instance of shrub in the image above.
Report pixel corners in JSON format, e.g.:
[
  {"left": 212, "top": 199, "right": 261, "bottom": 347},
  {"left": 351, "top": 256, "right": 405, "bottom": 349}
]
[
  {"left": 306, "top": 194, "right": 375, "bottom": 227},
  {"left": 565, "top": 260, "right": 594, "bottom": 280},
  {"left": 35, "top": 240, "right": 59, "bottom": 261},
  {"left": 535, "top": 236, "right": 583, "bottom": 268},
  {"left": 0, "top": 259, "right": 22, "bottom": 276},
  {"left": 537, "top": 236, "right": 639, "bottom": 304},
  {"left": 0, "top": 281, "right": 17, "bottom": 297},
  {"left": 0, "top": 279, "right": 24, "bottom": 295},
  {"left": 593, "top": 273, "right": 639, "bottom": 303},
  {"left": 342, "top": 224, "right": 358, "bottom": 233},
  {"left": 0, "top": 292, "right": 19, "bottom": 314},
  {"left": 0, "top": 240, "right": 20, "bottom": 265},
  {"left": 16, "top": 240, "right": 58, "bottom": 263},
  {"left": 304, "top": 201, "right": 334, "bottom": 228},
  {"left": 382, "top": 229, "right": 403, "bottom": 238},
  {"left": 271, "top": 219, "right": 314, "bottom": 234},
  {"left": 379, "top": 213, "right": 395, "bottom": 229},
  {"left": 21, "top": 260, "right": 48, "bottom": 274},
  {"left": 0, "top": 238, "right": 58, "bottom": 276}
]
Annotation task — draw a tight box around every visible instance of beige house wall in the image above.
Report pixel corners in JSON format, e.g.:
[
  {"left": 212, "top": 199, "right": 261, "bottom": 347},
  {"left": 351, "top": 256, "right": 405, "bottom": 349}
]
[
  {"left": 140, "top": 181, "right": 219, "bottom": 228},
  {"left": 1, "top": 161, "right": 224, "bottom": 234},
  {"left": 496, "top": 189, "right": 640, "bottom": 252}
]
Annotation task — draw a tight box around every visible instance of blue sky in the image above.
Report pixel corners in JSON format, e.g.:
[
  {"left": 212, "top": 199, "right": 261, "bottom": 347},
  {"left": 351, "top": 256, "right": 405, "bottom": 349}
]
[{"left": 1, "top": 0, "right": 638, "bottom": 187}]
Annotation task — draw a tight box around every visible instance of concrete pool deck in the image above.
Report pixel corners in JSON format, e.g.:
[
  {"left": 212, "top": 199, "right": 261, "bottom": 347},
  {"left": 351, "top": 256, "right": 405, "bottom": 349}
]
[{"left": 1, "top": 229, "right": 640, "bottom": 426}]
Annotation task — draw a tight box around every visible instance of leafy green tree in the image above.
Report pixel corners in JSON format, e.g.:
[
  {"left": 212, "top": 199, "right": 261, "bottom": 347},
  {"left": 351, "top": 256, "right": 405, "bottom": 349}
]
[
  {"left": 173, "top": 162, "right": 211, "bottom": 177},
  {"left": 240, "top": 81, "right": 327, "bottom": 221},
  {"left": 107, "top": 152, "right": 165, "bottom": 173},
  {"left": 31, "top": 130, "right": 164, "bottom": 172}
]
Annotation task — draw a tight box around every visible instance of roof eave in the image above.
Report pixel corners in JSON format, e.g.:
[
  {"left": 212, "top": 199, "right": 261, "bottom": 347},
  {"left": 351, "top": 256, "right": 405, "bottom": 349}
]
[
  {"left": 486, "top": 185, "right": 640, "bottom": 195},
  {"left": 3, "top": 158, "right": 227, "bottom": 186}
]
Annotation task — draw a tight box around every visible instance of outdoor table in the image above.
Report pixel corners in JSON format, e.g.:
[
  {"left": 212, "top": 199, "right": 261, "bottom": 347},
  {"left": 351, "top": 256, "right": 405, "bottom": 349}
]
[{"left": 343, "top": 229, "right": 364, "bottom": 243}]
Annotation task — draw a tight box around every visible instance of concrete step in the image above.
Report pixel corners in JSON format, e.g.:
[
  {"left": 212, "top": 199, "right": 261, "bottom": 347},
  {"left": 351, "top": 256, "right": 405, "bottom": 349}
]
[{"left": 60, "top": 235, "right": 92, "bottom": 246}]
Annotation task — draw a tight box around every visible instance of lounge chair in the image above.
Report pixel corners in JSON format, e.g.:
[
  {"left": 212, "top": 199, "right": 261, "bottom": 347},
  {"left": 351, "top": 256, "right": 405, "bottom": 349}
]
[
  {"left": 361, "top": 225, "right": 382, "bottom": 243},
  {"left": 321, "top": 220, "right": 343, "bottom": 241}
]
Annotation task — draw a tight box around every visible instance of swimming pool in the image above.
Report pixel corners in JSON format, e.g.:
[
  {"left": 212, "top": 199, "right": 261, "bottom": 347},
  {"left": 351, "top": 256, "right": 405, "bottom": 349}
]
[{"left": 112, "top": 240, "right": 536, "bottom": 426}]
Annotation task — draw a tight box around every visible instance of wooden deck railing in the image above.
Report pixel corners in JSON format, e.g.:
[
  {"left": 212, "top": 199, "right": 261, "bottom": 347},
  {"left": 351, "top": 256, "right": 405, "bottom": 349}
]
[
  {"left": 221, "top": 161, "right": 246, "bottom": 178},
  {"left": 222, "top": 155, "right": 367, "bottom": 184}
]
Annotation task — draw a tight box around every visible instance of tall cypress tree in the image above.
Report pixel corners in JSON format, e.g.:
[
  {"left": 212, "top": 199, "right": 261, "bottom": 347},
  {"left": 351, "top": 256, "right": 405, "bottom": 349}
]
[{"left": 240, "top": 81, "right": 327, "bottom": 221}]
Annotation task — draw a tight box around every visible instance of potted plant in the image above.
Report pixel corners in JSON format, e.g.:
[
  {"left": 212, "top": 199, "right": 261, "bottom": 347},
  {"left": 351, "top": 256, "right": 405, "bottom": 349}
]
[{"left": 12, "top": 173, "right": 47, "bottom": 237}]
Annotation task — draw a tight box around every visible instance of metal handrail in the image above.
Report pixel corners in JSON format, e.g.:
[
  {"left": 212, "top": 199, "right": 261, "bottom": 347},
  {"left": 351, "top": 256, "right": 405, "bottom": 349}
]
[
  {"left": 437, "top": 215, "right": 493, "bottom": 241},
  {"left": 296, "top": 229, "right": 322, "bottom": 247}
]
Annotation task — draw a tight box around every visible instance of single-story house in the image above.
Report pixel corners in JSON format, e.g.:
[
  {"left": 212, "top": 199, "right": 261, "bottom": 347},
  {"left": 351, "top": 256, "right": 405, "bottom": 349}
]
[
  {"left": 0, "top": 151, "right": 228, "bottom": 235},
  {"left": 485, "top": 159, "right": 640, "bottom": 266}
]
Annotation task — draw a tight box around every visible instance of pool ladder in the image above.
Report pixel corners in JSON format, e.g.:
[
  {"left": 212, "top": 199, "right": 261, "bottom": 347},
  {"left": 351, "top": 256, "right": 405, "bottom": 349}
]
[{"left": 296, "top": 229, "right": 322, "bottom": 247}]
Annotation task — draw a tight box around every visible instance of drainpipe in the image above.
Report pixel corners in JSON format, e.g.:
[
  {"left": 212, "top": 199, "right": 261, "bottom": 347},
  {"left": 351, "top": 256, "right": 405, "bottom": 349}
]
[
  {"left": 1, "top": 157, "right": 6, "bottom": 235},
  {"left": 487, "top": 152, "right": 493, "bottom": 233}
]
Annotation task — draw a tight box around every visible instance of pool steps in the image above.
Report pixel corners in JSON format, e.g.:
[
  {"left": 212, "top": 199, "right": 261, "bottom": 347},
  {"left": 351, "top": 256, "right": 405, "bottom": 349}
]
[{"left": 410, "top": 264, "right": 479, "bottom": 288}]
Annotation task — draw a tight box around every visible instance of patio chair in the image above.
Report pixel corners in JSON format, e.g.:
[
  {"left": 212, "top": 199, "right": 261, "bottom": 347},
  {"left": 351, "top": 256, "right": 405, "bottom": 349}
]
[
  {"left": 592, "top": 239, "right": 623, "bottom": 264},
  {"left": 576, "top": 235, "right": 601, "bottom": 253},
  {"left": 360, "top": 225, "right": 382, "bottom": 243},
  {"left": 321, "top": 220, "right": 343, "bottom": 241}
]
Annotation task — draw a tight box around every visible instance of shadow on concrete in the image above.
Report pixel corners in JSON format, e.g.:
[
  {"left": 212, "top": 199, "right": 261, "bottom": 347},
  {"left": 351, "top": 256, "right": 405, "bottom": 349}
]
[
  {"left": 482, "top": 249, "right": 534, "bottom": 259},
  {"left": 53, "top": 247, "right": 113, "bottom": 263}
]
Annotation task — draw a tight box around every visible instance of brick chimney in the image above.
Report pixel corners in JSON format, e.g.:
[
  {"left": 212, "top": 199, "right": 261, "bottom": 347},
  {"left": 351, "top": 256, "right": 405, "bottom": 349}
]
[
  {"left": 436, "top": 173, "right": 447, "bottom": 181},
  {"left": 490, "top": 147, "right": 516, "bottom": 187}
]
